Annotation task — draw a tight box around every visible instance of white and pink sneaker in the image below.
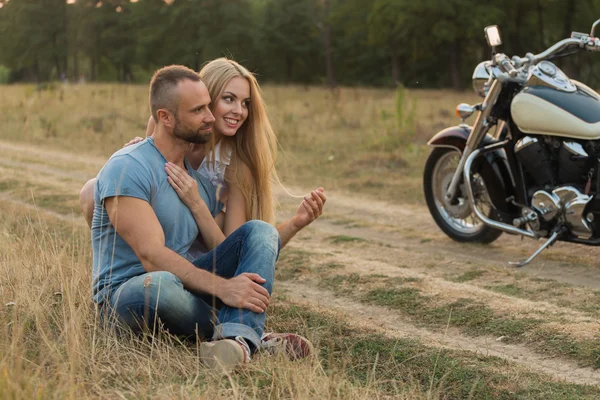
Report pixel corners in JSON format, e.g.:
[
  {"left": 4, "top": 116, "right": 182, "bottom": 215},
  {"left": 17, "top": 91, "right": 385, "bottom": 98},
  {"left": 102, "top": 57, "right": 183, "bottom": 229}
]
[
  {"left": 200, "top": 336, "right": 251, "bottom": 369},
  {"left": 260, "top": 332, "right": 314, "bottom": 360}
]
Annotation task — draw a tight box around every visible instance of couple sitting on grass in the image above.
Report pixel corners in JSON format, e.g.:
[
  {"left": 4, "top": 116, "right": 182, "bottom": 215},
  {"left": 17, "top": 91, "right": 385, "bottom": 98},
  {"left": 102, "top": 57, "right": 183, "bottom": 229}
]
[{"left": 80, "top": 59, "right": 327, "bottom": 369}]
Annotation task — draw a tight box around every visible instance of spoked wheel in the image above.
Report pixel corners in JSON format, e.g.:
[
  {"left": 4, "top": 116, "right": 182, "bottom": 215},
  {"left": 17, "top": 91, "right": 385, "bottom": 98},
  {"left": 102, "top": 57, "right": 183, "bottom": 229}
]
[{"left": 423, "top": 147, "right": 502, "bottom": 243}]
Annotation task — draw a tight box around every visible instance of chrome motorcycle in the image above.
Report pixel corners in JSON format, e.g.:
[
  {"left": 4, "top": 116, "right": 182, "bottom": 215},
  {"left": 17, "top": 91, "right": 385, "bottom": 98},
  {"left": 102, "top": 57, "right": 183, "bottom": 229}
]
[{"left": 423, "top": 20, "right": 600, "bottom": 266}]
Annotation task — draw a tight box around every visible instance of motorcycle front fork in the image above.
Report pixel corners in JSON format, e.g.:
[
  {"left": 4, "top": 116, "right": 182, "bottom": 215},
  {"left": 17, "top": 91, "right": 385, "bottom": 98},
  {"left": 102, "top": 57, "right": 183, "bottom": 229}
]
[{"left": 445, "top": 79, "right": 502, "bottom": 202}]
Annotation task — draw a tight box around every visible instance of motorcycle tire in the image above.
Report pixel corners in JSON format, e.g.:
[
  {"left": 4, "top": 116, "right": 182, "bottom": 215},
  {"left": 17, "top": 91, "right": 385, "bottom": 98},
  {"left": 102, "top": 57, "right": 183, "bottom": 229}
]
[{"left": 423, "top": 147, "right": 502, "bottom": 244}]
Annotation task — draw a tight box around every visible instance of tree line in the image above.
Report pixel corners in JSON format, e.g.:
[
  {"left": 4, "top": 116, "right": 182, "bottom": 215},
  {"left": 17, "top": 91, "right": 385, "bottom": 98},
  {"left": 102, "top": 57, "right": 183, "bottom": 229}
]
[{"left": 1, "top": 0, "right": 600, "bottom": 89}]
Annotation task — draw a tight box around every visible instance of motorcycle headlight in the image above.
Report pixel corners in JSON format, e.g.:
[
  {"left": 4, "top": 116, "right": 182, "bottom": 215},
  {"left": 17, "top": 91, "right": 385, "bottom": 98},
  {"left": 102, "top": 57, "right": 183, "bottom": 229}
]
[{"left": 472, "top": 62, "right": 490, "bottom": 98}]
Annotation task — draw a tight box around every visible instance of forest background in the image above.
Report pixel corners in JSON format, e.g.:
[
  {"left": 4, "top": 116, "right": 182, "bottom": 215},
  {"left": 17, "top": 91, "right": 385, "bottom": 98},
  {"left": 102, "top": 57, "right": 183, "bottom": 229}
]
[{"left": 1, "top": 0, "right": 599, "bottom": 89}]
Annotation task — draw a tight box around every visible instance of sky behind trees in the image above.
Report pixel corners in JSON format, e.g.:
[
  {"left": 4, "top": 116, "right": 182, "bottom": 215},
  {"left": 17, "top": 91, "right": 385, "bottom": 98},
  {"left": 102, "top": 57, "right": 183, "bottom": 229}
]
[{"left": 1, "top": 0, "right": 600, "bottom": 88}]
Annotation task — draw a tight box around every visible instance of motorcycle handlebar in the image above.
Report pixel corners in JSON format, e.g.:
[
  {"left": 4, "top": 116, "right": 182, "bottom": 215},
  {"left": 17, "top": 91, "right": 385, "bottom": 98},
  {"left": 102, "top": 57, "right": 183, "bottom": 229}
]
[
  {"left": 499, "top": 57, "right": 518, "bottom": 77},
  {"left": 586, "top": 37, "right": 600, "bottom": 51},
  {"left": 488, "top": 34, "right": 597, "bottom": 81},
  {"left": 531, "top": 37, "right": 585, "bottom": 63},
  {"left": 511, "top": 55, "right": 527, "bottom": 68},
  {"left": 493, "top": 54, "right": 519, "bottom": 77}
]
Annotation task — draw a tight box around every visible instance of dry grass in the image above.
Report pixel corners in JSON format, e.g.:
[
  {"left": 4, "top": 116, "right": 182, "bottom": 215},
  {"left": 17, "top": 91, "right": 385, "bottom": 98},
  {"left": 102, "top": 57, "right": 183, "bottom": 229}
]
[
  {"left": 0, "top": 200, "right": 429, "bottom": 399},
  {"left": 2, "top": 84, "right": 599, "bottom": 398},
  {"left": 0, "top": 83, "right": 480, "bottom": 204},
  {"left": 2, "top": 202, "right": 597, "bottom": 398}
]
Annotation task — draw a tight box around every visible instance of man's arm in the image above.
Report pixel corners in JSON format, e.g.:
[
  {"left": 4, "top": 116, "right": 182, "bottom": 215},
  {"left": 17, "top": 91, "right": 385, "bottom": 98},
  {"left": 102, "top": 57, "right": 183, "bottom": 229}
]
[{"left": 104, "top": 196, "right": 270, "bottom": 313}]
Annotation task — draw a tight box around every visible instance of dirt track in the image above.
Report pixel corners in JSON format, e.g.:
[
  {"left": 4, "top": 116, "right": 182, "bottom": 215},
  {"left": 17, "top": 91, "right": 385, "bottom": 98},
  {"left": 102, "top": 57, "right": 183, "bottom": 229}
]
[
  {"left": 272, "top": 189, "right": 600, "bottom": 386},
  {"left": 276, "top": 187, "right": 600, "bottom": 289},
  {"left": 1, "top": 139, "right": 599, "bottom": 386},
  {"left": 279, "top": 283, "right": 600, "bottom": 386}
]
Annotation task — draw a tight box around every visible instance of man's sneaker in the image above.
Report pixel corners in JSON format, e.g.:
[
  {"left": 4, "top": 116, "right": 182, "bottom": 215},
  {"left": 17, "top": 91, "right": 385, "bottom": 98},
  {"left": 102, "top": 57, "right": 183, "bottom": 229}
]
[
  {"left": 260, "top": 332, "right": 314, "bottom": 360},
  {"left": 200, "top": 336, "right": 251, "bottom": 369}
]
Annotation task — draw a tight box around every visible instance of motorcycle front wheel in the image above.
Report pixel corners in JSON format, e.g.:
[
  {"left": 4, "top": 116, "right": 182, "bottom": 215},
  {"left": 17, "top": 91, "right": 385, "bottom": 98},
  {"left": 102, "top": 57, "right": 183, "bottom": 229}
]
[{"left": 423, "top": 147, "right": 502, "bottom": 244}]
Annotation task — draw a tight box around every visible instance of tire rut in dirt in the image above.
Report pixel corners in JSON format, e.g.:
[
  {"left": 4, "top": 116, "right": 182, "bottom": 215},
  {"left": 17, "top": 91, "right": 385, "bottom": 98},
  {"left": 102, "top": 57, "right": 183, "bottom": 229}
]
[{"left": 277, "top": 281, "right": 600, "bottom": 386}]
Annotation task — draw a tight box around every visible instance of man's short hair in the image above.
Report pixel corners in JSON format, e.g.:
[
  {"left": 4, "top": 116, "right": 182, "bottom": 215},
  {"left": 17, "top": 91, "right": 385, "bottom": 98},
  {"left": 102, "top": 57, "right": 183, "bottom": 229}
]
[{"left": 149, "top": 65, "right": 201, "bottom": 122}]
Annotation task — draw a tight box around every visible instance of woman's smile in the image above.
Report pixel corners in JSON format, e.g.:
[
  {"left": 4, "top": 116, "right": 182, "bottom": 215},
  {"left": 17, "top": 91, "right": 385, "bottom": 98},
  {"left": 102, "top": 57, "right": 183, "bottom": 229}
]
[
  {"left": 224, "top": 117, "right": 239, "bottom": 128},
  {"left": 213, "top": 76, "right": 250, "bottom": 138}
]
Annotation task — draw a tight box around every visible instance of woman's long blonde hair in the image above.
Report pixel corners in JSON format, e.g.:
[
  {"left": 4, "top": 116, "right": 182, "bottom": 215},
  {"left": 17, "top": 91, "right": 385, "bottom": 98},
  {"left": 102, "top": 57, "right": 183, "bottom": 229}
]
[{"left": 199, "top": 58, "right": 279, "bottom": 224}]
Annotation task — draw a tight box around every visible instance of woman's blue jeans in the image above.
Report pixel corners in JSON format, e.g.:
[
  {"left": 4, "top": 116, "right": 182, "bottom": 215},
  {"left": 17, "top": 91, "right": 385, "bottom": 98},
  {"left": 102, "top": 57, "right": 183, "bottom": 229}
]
[{"left": 104, "top": 220, "right": 279, "bottom": 350}]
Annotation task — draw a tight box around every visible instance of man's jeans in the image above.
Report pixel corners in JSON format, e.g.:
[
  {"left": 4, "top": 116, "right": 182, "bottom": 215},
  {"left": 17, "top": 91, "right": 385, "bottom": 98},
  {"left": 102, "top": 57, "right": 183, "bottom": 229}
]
[{"left": 104, "top": 220, "right": 279, "bottom": 350}]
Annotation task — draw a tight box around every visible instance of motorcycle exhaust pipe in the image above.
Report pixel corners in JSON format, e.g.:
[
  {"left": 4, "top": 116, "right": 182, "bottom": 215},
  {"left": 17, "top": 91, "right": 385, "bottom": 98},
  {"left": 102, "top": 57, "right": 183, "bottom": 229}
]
[{"left": 462, "top": 146, "right": 538, "bottom": 238}]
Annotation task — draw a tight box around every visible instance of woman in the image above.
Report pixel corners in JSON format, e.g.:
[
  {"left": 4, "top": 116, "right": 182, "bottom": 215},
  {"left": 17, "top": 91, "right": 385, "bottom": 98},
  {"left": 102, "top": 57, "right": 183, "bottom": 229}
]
[{"left": 80, "top": 58, "right": 325, "bottom": 250}]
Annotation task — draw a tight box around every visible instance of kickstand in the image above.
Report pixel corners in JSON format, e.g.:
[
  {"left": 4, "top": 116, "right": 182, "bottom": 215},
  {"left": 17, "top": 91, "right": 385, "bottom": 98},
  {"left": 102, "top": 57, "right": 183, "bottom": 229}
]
[{"left": 508, "top": 229, "right": 562, "bottom": 268}]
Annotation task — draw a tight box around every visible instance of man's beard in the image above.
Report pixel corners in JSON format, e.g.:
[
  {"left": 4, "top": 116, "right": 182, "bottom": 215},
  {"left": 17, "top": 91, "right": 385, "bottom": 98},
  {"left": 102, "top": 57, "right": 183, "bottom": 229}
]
[{"left": 172, "top": 116, "right": 212, "bottom": 144}]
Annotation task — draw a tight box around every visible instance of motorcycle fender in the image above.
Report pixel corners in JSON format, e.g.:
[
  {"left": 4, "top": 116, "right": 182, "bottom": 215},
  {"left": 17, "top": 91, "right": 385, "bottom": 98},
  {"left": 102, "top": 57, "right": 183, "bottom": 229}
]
[
  {"left": 427, "top": 125, "right": 516, "bottom": 216},
  {"left": 427, "top": 125, "right": 471, "bottom": 151}
]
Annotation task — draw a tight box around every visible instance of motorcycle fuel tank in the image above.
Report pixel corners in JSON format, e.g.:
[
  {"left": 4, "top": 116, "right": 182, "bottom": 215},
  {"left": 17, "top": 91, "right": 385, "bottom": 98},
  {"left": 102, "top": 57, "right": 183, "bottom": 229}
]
[{"left": 511, "top": 64, "right": 600, "bottom": 140}]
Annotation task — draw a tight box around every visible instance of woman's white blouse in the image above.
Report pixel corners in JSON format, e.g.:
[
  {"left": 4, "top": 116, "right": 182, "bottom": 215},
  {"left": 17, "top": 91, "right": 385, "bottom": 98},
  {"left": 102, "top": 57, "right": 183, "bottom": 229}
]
[{"left": 197, "top": 140, "right": 231, "bottom": 189}]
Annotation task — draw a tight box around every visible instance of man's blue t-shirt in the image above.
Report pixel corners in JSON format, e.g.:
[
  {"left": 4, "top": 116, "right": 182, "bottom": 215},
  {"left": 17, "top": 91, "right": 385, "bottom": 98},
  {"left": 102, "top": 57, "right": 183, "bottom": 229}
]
[{"left": 91, "top": 137, "right": 221, "bottom": 304}]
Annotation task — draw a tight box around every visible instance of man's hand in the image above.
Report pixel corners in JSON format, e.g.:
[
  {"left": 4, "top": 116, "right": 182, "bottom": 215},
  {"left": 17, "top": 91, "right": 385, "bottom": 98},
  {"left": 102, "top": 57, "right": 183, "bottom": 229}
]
[
  {"left": 218, "top": 273, "right": 270, "bottom": 313},
  {"left": 123, "top": 136, "right": 145, "bottom": 148},
  {"left": 292, "top": 187, "right": 326, "bottom": 230}
]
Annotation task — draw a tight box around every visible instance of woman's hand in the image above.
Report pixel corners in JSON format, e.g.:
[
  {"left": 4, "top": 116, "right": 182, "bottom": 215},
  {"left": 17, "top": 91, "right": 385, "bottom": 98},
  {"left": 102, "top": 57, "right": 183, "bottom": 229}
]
[
  {"left": 123, "top": 136, "right": 144, "bottom": 148},
  {"left": 292, "top": 187, "right": 326, "bottom": 230},
  {"left": 166, "top": 162, "right": 226, "bottom": 250},
  {"left": 165, "top": 162, "right": 204, "bottom": 211}
]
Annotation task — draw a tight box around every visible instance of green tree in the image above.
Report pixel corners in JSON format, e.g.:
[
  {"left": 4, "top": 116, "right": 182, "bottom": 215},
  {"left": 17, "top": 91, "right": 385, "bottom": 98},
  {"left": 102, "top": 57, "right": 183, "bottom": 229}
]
[
  {"left": 0, "top": 0, "right": 68, "bottom": 81},
  {"left": 2, "top": 0, "right": 600, "bottom": 87},
  {"left": 262, "top": 0, "right": 323, "bottom": 82},
  {"left": 329, "top": 0, "right": 388, "bottom": 86},
  {"left": 368, "top": 0, "right": 504, "bottom": 89},
  {"left": 367, "top": 0, "right": 409, "bottom": 85}
]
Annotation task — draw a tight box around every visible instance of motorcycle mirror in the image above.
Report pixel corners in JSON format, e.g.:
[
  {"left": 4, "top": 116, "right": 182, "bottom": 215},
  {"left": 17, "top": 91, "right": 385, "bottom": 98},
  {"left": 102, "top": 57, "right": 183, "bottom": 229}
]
[
  {"left": 591, "top": 18, "right": 600, "bottom": 37},
  {"left": 484, "top": 25, "right": 502, "bottom": 47}
]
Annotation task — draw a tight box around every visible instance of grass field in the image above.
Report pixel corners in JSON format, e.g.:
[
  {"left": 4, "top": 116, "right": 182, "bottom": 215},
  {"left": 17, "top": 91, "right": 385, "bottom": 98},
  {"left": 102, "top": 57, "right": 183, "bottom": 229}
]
[
  {"left": 1, "top": 83, "right": 599, "bottom": 399},
  {"left": 0, "top": 83, "right": 480, "bottom": 205}
]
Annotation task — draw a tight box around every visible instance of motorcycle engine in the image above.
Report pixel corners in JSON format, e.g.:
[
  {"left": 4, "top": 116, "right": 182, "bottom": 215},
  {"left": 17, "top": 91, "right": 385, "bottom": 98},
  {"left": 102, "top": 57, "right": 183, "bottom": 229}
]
[
  {"left": 531, "top": 187, "right": 592, "bottom": 238},
  {"left": 514, "top": 136, "right": 591, "bottom": 193},
  {"left": 514, "top": 137, "right": 554, "bottom": 191},
  {"left": 514, "top": 136, "right": 595, "bottom": 238}
]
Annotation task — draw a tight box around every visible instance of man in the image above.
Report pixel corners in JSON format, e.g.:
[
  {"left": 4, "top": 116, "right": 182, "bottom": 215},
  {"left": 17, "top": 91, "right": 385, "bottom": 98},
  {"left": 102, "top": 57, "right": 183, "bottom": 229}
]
[{"left": 92, "top": 65, "right": 312, "bottom": 368}]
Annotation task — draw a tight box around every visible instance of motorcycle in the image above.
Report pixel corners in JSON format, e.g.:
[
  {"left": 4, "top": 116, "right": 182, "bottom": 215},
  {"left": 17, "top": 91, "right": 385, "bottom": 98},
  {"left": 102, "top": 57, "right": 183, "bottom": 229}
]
[{"left": 423, "top": 20, "right": 600, "bottom": 267}]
